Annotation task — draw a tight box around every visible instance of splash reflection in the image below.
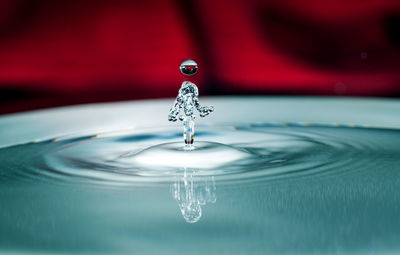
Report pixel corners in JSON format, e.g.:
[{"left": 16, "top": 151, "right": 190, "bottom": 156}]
[{"left": 170, "top": 168, "right": 216, "bottom": 223}]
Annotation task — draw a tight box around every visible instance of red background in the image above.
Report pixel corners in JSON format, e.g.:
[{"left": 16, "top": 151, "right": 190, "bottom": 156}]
[{"left": 0, "top": 0, "right": 399, "bottom": 114}]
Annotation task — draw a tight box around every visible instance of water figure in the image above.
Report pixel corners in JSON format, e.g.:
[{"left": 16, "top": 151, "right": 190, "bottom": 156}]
[{"left": 168, "top": 60, "right": 214, "bottom": 148}]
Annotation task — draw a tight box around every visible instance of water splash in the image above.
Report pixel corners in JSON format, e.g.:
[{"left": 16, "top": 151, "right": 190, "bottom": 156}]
[
  {"left": 168, "top": 73, "right": 214, "bottom": 146},
  {"left": 168, "top": 82, "right": 214, "bottom": 123}
]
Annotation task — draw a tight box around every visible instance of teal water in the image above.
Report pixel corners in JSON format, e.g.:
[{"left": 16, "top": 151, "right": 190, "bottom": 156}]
[{"left": 0, "top": 123, "right": 400, "bottom": 254}]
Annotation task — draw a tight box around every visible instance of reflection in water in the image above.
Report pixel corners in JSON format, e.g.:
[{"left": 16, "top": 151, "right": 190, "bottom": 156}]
[{"left": 171, "top": 168, "right": 216, "bottom": 223}]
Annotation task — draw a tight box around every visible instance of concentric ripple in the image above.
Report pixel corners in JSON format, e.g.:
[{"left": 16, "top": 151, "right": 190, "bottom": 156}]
[{"left": 1, "top": 123, "right": 399, "bottom": 186}]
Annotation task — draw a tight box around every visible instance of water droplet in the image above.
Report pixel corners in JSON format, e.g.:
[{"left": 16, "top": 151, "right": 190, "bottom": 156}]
[{"left": 180, "top": 59, "right": 198, "bottom": 76}]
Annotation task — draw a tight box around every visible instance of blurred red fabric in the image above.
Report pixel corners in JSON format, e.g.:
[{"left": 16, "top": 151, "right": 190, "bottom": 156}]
[{"left": 0, "top": 0, "right": 399, "bottom": 114}]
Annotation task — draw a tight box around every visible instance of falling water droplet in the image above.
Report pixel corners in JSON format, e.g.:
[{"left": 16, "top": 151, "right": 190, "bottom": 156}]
[{"left": 180, "top": 59, "right": 198, "bottom": 76}]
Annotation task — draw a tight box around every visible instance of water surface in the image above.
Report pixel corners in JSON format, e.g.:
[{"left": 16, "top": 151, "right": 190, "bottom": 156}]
[{"left": 0, "top": 122, "right": 400, "bottom": 254}]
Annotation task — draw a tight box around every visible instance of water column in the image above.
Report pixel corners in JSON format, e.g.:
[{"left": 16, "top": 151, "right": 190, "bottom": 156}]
[{"left": 183, "top": 119, "right": 194, "bottom": 146}]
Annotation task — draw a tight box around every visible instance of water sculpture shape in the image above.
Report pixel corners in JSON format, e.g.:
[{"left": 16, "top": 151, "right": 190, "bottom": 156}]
[
  {"left": 170, "top": 168, "right": 216, "bottom": 223},
  {"left": 168, "top": 60, "right": 214, "bottom": 148}
]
